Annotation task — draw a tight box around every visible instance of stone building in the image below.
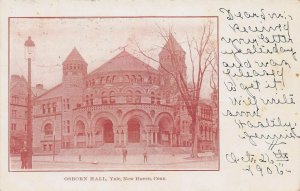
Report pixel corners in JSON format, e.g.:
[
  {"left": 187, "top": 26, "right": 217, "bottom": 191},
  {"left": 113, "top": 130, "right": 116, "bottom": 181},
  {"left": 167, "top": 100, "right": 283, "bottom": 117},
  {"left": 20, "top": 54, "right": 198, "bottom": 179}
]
[
  {"left": 31, "top": 35, "right": 218, "bottom": 154},
  {"left": 9, "top": 75, "right": 46, "bottom": 153}
]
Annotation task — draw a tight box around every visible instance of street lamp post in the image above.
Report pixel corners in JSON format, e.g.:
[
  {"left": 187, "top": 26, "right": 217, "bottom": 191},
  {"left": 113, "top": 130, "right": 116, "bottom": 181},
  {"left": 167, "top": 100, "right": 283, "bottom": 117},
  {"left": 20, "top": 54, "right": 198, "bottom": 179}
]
[
  {"left": 24, "top": 36, "right": 35, "bottom": 169},
  {"left": 53, "top": 131, "right": 56, "bottom": 161}
]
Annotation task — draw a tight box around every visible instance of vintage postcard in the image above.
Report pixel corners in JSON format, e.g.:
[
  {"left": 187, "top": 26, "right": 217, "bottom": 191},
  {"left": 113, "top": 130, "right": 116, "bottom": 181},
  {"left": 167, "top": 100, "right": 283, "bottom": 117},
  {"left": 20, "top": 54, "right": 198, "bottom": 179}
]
[
  {"left": 0, "top": 0, "right": 300, "bottom": 191},
  {"left": 8, "top": 16, "right": 219, "bottom": 171}
]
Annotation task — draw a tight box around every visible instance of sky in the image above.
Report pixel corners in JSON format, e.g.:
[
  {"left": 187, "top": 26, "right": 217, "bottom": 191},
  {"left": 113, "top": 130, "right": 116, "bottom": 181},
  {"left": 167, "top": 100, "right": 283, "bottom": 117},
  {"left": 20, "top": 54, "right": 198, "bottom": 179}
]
[{"left": 10, "top": 17, "right": 218, "bottom": 98}]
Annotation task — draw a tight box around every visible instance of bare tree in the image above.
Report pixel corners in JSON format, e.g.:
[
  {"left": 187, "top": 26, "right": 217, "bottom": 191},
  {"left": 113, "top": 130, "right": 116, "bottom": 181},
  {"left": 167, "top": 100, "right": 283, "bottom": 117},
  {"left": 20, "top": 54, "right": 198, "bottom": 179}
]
[{"left": 137, "top": 21, "right": 218, "bottom": 158}]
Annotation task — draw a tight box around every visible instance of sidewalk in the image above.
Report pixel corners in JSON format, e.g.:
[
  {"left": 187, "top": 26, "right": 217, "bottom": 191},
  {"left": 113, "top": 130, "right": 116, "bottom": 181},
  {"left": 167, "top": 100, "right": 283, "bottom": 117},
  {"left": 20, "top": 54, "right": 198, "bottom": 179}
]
[{"left": 10, "top": 153, "right": 219, "bottom": 170}]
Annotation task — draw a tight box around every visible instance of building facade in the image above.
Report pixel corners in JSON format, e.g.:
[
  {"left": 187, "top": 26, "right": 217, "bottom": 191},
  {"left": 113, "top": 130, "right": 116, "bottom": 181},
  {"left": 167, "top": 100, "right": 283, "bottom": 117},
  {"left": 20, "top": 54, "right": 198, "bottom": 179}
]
[
  {"left": 31, "top": 36, "right": 218, "bottom": 154},
  {"left": 9, "top": 75, "right": 46, "bottom": 153}
]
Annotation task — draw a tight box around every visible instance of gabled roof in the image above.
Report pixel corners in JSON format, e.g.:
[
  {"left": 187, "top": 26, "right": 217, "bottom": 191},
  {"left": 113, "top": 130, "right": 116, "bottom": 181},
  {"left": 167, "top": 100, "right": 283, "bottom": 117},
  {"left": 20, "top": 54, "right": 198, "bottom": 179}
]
[
  {"left": 160, "top": 34, "right": 185, "bottom": 55},
  {"left": 89, "top": 50, "right": 157, "bottom": 75},
  {"left": 63, "top": 47, "right": 87, "bottom": 65},
  {"left": 34, "top": 83, "right": 63, "bottom": 100},
  {"left": 10, "top": 75, "right": 27, "bottom": 91},
  {"left": 32, "top": 87, "right": 47, "bottom": 97}
]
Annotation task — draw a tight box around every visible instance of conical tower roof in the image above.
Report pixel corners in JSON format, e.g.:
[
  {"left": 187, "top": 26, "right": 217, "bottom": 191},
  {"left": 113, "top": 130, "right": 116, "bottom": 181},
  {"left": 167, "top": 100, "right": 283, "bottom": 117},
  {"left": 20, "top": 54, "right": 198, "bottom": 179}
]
[
  {"left": 159, "top": 34, "right": 185, "bottom": 55},
  {"left": 63, "top": 47, "right": 87, "bottom": 64}
]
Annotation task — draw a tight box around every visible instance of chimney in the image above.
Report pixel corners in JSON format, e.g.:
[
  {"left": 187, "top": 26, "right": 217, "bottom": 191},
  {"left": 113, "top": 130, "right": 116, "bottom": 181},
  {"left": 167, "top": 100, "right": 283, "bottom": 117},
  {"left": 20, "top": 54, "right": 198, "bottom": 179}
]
[{"left": 36, "top": 84, "right": 44, "bottom": 89}]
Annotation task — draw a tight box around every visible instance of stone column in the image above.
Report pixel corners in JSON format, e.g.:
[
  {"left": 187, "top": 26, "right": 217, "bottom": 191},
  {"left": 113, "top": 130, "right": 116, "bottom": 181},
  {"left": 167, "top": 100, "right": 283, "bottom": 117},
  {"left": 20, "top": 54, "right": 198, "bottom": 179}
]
[
  {"left": 124, "top": 130, "right": 127, "bottom": 146},
  {"left": 114, "top": 133, "right": 117, "bottom": 146},
  {"left": 91, "top": 133, "right": 94, "bottom": 147},
  {"left": 118, "top": 132, "right": 121, "bottom": 145},
  {"left": 150, "top": 131, "right": 153, "bottom": 145},
  {"left": 146, "top": 131, "right": 149, "bottom": 146},
  {"left": 90, "top": 133, "right": 92, "bottom": 147},
  {"left": 206, "top": 130, "right": 209, "bottom": 141},
  {"left": 170, "top": 132, "right": 173, "bottom": 146},
  {"left": 85, "top": 133, "right": 88, "bottom": 147},
  {"left": 102, "top": 132, "right": 105, "bottom": 145},
  {"left": 74, "top": 135, "right": 77, "bottom": 148},
  {"left": 155, "top": 131, "right": 158, "bottom": 145},
  {"left": 86, "top": 133, "right": 89, "bottom": 147}
]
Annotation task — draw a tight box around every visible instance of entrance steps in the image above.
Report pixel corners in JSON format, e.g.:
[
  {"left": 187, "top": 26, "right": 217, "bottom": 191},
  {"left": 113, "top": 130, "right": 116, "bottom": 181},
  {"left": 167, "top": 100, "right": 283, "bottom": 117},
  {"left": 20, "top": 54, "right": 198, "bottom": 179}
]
[{"left": 59, "top": 143, "right": 191, "bottom": 156}]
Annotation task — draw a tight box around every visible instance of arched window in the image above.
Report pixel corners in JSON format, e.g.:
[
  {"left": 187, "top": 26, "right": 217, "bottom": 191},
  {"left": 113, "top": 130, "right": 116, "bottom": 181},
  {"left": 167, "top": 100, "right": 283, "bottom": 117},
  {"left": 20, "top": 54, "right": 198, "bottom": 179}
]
[
  {"left": 148, "top": 76, "right": 152, "bottom": 84},
  {"left": 200, "top": 125, "right": 203, "bottom": 137},
  {"left": 205, "top": 125, "right": 208, "bottom": 140},
  {"left": 135, "top": 90, "right": 141, "bottom": 103},
  {"left": 85, "top": 95, "right": 89, "bottom": 106},
  {"left": 102, "top": 92, "right": 108, "bottom": 104},
  {"left": 112, "top": 75, "right": 116, "bottom": 83},
  {"left": 150, "top": 92, "right": 155, "bottom": 104},
  {"left": 131, "top": 75, "right": 136, "bottom": 83},
  {"left": 106, "top": 76, "right": 110, "bottom": 83},
  {"left": 137, "top": 75, "right": 143, "bottom": 83},
  {"left": 90, "top": 94, "right": 94, "bottom": 105},
  {"left": 156, "top": 93, "right": 161, "bottom": 105},
  {"left": 76, "top": 121, "right": 85, "bottom": 136},
  {"left": 110, "top": 91, "right": 116, "bottom": 104},
  {"left": 44, "top": 123, "right": 53, "bottom": 135},
  {"left": 126, "top": 90, "right": 133, "bottom": 103}
]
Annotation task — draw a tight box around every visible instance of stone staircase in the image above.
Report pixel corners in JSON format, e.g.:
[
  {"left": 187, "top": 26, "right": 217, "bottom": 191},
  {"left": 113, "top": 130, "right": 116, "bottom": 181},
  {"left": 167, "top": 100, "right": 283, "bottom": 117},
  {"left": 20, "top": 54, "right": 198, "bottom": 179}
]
[{"left": 59, "top": 143, "right": 191, "bottom": 156}]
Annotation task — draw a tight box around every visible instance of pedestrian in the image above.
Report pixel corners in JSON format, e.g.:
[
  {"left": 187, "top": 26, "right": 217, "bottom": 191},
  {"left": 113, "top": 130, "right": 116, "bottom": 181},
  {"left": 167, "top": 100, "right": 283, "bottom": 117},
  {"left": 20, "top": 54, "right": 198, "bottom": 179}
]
[
  {"left": 143, "top": 148, "right": 148, "bottom": 163},
  {"left": 122, "top": 148, "right": 128, "bottom": 163},
  {"left": 20, "top": 145, "right": 28, "bottom": 169}
]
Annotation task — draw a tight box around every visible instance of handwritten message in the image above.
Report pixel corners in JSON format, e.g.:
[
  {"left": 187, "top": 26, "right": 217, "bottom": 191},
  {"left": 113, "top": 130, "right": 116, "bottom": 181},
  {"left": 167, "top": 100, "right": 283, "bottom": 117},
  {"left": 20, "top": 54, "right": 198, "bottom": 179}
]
[{"left": 219, "top": 8, "right": 299, "bottom": 176}]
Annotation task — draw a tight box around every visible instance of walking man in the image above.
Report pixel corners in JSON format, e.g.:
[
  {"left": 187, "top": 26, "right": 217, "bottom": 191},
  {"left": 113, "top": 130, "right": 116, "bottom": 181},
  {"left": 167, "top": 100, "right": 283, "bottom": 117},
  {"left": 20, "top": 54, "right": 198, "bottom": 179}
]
[
  {"left": 122, "top": 148, "right": 128, "bottom": 163},
  {"left": 143, "top": 147, "right": 148, "bottom": 163},
  {"left": 20, "top": 143, "right": 28, "bottom": 169}
]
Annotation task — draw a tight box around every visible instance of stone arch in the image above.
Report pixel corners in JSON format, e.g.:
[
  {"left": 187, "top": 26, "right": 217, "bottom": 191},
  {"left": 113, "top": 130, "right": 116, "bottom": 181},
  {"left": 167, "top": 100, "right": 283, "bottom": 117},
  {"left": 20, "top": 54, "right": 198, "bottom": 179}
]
[
  {"left": 90, "top": 112, "right": 118, "bottom": 145},
  {"left": 84, "top": 87, "right": 93, "bottom": 94},
  {"left": 155, "top": 112, "right": 174, "bottom": 145},
  {"left": 154, "top": 112, "right": 174, "bottom": 127},
  {"left": 133, "top": 86, "right": 146, "bottom": 94},
  {"left": 106, "top": 87, "right": 120, "bottom": 94},
  {"left": 91, "top": 112, "right": 119, "bottom": 129},
  {"left": 73, "top": 115, "right": 89, "bottom": 134},
  {"left": 120, "top": 86, "right": 136, "bottom": 95},
  {"left": 148, "top": 86, "right": 159, "bottom": 94},
  {"left": 121, "top": 109, "right": 153, "bottom": 126},
  {"left": 42, "top": 122, "right": 54, "bottom": 136},
  {"left": 41, "top": 119, "right": 55, "bottom": 132},
  {"left": 74, "top": 115, "right": 89, "bottom": 127},
  {"left": 122, "top": 109, "right": 152, "bottom": 144},
  {"left": 99, "top": 87, "right": 110, "bottom": 96},
  {"left": 75, "top": 120, "right": 86, "bottom": 136}
]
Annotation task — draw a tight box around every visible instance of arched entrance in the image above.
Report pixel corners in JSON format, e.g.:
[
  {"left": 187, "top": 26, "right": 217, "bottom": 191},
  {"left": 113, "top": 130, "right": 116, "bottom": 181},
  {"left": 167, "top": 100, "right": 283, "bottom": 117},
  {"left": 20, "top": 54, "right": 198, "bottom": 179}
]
[
  {"left": 76, "top": 121, "right": 85, "bottom": 136},
  {"left": 103, "top": 120, "right": 114, "bottom": 143},
  {"left": 158, "top": 116, "right": 172, "bottom": 145},
  {"left": 127, "top": 118, "right": 140, "bottom": 143},
  {"left": 95, "top": 118, "right": 114, "bottom": 144},
  {"left": 76, "top": 120, "right": 86, "bottom": 148}
]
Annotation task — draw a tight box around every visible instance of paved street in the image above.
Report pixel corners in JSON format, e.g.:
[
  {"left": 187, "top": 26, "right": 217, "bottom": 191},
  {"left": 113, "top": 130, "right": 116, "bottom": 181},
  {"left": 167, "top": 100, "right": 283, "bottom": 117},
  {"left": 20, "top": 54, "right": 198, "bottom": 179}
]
[{"left": 10, "top": 153, "right": 218, "bottom": 171}]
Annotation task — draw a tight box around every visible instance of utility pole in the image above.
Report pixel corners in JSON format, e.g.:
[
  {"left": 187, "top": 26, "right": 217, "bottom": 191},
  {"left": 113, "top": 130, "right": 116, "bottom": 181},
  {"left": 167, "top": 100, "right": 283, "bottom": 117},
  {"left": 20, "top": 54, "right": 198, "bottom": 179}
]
[{"left": 53, "top": 132, "right": 56, "bottom": 161}]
